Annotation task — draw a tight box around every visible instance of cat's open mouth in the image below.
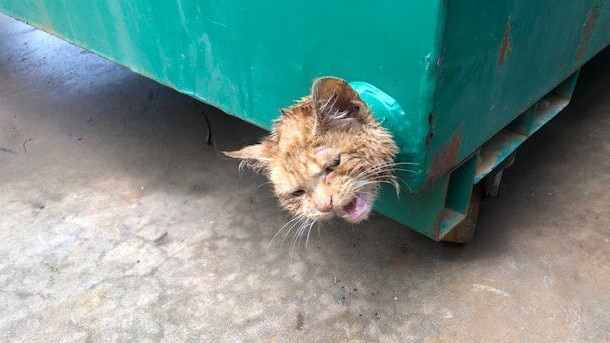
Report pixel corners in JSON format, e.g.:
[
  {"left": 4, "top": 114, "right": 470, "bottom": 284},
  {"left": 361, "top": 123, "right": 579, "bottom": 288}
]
[{"left": 341, "top": 193, "right": 369, "bottom": 221}]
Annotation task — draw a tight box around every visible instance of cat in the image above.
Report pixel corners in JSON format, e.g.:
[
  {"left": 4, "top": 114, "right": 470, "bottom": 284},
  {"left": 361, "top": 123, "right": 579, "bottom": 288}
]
[{"left": 224, "top": 77, "right": 399, "bottom": 227}]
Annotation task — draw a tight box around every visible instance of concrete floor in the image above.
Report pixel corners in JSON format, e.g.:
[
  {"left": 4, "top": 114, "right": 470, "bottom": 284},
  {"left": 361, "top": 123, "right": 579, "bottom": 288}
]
[{"left": 1, "top": 13, "right": 608, "bottom": 343}]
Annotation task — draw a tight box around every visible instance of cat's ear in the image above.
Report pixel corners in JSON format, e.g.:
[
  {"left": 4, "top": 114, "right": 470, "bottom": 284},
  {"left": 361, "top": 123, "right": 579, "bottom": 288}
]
[
  {"left": 223, "top": 143, "right": 271, "bottom": 173},
  {"left": 311, "top": 77, "right": 369, "bottom": 130}
]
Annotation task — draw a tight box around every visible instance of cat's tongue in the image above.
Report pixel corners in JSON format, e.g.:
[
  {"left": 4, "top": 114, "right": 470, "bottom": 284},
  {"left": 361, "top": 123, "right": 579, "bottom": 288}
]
[{"left": 342, "top": 194, "right": 368, "bottom": 221}]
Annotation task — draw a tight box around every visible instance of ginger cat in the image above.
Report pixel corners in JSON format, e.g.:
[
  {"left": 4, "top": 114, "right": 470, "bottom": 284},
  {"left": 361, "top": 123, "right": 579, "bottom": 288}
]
[{"left": 225, "top": 77, "right": 398, "bottom": 227}]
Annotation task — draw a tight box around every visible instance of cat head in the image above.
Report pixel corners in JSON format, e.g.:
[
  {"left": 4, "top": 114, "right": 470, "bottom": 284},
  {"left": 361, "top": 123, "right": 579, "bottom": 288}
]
[{"left": 224, "top": 77, "right": 398, "bottom": 223}]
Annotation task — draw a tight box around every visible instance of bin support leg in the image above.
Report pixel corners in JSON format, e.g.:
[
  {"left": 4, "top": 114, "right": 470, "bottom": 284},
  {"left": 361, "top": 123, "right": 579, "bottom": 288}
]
[{"left": 440, "top": 184, "right": 481, "bottom": 243}]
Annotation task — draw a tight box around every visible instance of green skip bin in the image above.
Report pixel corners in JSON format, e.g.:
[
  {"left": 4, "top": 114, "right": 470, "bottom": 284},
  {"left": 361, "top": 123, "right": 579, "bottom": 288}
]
[{"left": 1, "top": 0, "right": 608, "bottom": 241}]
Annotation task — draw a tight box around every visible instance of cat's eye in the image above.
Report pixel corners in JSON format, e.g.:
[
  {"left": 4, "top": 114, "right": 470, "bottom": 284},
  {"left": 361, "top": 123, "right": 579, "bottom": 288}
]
[
  {"left": 291, "top": 189, "right": 305, "bottom": 197},
  {"left": 325, "top": 155, "right": 341, "bottom": 173}
]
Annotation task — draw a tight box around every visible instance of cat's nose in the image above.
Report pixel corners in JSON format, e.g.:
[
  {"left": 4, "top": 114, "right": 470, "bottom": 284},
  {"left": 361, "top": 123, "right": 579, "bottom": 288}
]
[{"left": 315, "top": 196, "right": 334, "bottom": 213}]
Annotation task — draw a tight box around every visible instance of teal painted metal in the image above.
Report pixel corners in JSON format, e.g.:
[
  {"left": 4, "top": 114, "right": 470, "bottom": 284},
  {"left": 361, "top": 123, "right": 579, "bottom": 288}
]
[
  {"left": 349, "top": 82, "right": 418, "bottom": 162},
  {"left": 476, "top": 72, "right": 580, "bottom": 184},
  {"left": 1, "top": 0, "right": 608, "bottom": 240}
]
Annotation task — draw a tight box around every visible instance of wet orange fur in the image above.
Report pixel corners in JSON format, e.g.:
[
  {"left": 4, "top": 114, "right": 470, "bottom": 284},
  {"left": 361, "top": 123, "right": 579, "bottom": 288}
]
[{"left": 225, "top": 77, "right": 398, "bottom": 223}]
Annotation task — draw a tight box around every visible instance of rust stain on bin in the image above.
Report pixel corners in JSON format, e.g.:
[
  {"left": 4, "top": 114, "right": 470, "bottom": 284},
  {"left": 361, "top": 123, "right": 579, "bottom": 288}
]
[
  {"left": 498, "top": 17, "right": 513, "bottom": 66},
  {"left": 426, "top": 132, "right": 462, "bottom": 184},
  {"left": 577, "top": 4, "right": 600, "bottom": 60},
  {"left": 432, "top": 212, "right": 443, "bottom": 241},
  {"left": 431, "top": 177, "right": 452, "bottom": 241}
]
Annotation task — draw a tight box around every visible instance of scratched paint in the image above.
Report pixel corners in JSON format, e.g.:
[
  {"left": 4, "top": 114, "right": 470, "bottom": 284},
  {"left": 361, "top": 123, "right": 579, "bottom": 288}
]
[
  {"left": 577, "top": 3, "right": 601, "bottom": 60},
  {"left": 498, "top": 17, "right": 513, "bottom": 66}
]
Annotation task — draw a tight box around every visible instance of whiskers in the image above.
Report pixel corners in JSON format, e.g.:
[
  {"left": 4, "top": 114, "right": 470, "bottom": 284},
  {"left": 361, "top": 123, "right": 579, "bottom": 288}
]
[
  {"left": 268, "top": 215, "right": 317, "bottom": 260},
  {"left": 352, "top": 161, "right": 420, "bottom": 195}
]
